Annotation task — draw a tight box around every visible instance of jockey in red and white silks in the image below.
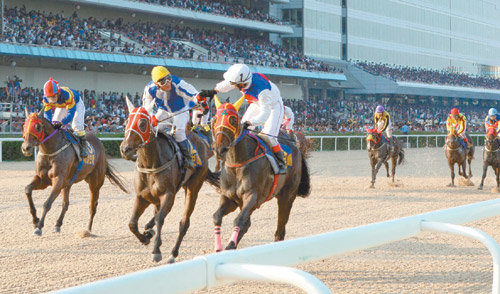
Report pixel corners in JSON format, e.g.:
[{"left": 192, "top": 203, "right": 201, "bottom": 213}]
[{"left": 282, "top": 105, "right": 295, "bottom": 132}]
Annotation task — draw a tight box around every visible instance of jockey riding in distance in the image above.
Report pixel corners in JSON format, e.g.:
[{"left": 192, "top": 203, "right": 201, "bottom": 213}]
[
  {"left": 142, "top": 66, "right": 203, "bottom": 168},
  {"left": 485, "top": 108, "right": 500, "bottom": 137},
  {"left": 199, "top": 63, "right": 288, "bottom": 174},
  {"left": 42, "top": 77, "right": 88, "bottom": 158},
  {"left": 282, "top": 105, "right": 296, "bottom": 141},
  {"left": 447, "top": 108, "right": 471, "bottom": 148},
  {"left": 373, "top": 105, "right": 393, "bottom": 139}
]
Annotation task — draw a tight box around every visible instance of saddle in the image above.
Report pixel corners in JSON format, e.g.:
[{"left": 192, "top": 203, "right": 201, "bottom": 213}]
[
  {"left": 63, "top": 130, "right": 94, "bottom": 165},
  {"left": 250, "top": 133, "right": 293, "bottom": 175}
]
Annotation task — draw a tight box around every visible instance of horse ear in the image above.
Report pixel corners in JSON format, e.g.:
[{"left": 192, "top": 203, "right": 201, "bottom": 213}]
[
  {"left": 144, "top": 99, "right": 155, "bottom": 115},
  {"left": 25, "top": 107, "right": 29, "bottom": 118},
  {"left": 214, "top": 94, "right": 221, "bottom": 109},
  {"left": 233, "top": 95, "right": 245, "bottom": 112},
  {"left": 37, "top": 107, "right": 44, "bottom": 117},
  {"left": 125, "top": 96, "right": 135, "bottom": 113}
]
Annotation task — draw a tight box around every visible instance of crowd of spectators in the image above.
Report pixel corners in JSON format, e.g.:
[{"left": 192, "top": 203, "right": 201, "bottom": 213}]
[
  {"left": 355, "top": 61, "right": 500, "bottom": 90},
  {"left": 1, "top": 6, "right": 340, "bottom": 73},
  {"left": 135, "top": 0, "right": 281, "bottom": 24},
  {"left": 0, "top": 84, "right": 495, "bottom": 135}
]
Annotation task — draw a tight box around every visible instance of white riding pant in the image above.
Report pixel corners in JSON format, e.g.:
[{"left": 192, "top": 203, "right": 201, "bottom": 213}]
[
  {"left": 52, "top": 98, "right": 85, "bottom": 132},
  {"left": 242, "top": 100, "right": 284, "bottom": 147},
  {"left": 377, "top": 120, "right": 392, "bottom": 138},
  {"left": 156, "top": 108, "right": 189, "bottom": 142},
  {"left": 192, "top": 109, "right": 209, "bottom": 125}
]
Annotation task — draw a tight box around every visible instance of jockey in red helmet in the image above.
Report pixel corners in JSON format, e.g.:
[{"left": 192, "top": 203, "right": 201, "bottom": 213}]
[
  {"left": 447, "top": 108, "right": 470, "bottom": 148},
  {"left": 42, "top": 77, "right": 88, "bottom": 157}
]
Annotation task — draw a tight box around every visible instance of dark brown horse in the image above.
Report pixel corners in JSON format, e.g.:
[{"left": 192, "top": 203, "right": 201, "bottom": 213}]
[
  {"left": 21, "top": 110, "right": 128, "bottom": 236},
  {"left": 288, "top": 131, "right": 311, "bottom": 159},
  {"left": 211, "top": 95, "right": 310, "bottom": 251},
  {"left": 445, "top": 130, "right": 474, "bottom": 187},
  {"left": 478, "top": 128, "right": 500, "bottom": 190},
  {"left": 366, "top": 128, "right": 405, "bottom": 188},
  {"left": 119, "top": 98, "right": 218, "bottom": 263}
]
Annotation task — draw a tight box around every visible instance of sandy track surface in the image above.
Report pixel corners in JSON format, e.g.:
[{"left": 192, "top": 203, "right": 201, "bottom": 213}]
[{"left": 1, "top": 147, "right": 500, "bottom": 293}]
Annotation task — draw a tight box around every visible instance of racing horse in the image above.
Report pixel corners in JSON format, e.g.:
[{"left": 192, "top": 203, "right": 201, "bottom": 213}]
[
  {"left": 120, "top": 97, "right": 219, "bottom": 263},
  {"left": 211, "top": 95, "right": 310, "bottom": 251},
  {"left": 366, "top": 128, "right": 405, "bottom": 188},
  {"left": 478, "top": 128, "right": 500, "bottom": 190},
  {"left": 21, "top": 109, "right": 128, "bottom": 236},
  {"left": 445, "top": 129, "right": 474, "bottom": 187},
  {"left": 292, "top": 131, "right": 311, "bottom": 159}
]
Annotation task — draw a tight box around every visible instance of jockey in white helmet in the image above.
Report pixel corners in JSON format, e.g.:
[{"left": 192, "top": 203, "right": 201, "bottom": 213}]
[{"left": 199, "top": 63, "right": 287, "bottom": 174}]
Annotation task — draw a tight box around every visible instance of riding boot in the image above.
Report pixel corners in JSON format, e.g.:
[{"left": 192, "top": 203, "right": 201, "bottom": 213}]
[
  {"left": 273, "top": 150, "right": 287, "bottom": 174},
  {"left": 78, "top": 135, "right": 88, "bottom": 158},
  {"left": 178, "top": 140, "right": 195, "bottom": 169}
]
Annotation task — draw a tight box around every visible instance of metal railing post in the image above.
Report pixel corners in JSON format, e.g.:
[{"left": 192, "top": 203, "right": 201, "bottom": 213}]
[
  {"left": 0, "top": 140, "right": 2, "bottom": 162},
  {"left": 335, "top": 137, "right": 337, "bottom": 151},
  {"left": 417, "top": 136, "right": 419, "bottom": 148},
  {"left": 320, "top": 137, "right": 323, "bottom": 152},
  {"left": 347, "top": 137, "right": 350, "bottom": 151}
]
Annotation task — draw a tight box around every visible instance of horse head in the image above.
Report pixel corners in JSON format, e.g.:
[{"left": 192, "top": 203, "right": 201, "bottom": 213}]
[
  {"left": 486, "top": 127, "right": 499, "bottom": 150},
  {"left": 21, "top": 108, "right": 55, "bottom": 156},
  {"left": 365, "top": 127, "right": 381, "bottom": 150},
  {"left": 211, "top": 94, "right": 245, "bottom": 158},
  {"left": 446, "top": 129, "right": 459, "bottom": 148},
  {"left": 120, "top": 96, "right": 155, "bottom": 161}
]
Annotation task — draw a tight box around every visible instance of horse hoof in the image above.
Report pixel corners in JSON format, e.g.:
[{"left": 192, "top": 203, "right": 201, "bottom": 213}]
[
  {"left": 33, "top": 228, "right": 42, "bottom": 236},
  {"left": 52, "top": 226, "right": 61, "bottom": 233},
  {"left": 478, "top": 186, "right": 483, "bottom": 190},
  {"left": 144, "top": 229, "right": 155, "bottom": 239},
  {"left": 215, "top": 249, "right": 223, "bottom": 253},
  {"left": 166, "top": 256, "right": 175, "bottom": 264},
  {"left": 152, "top": 253, "right": 162, "bottom": 263},
  {"left": 141, "top": 238, "right": 151, "bottom": 246},
  {"left": 447, "top": 183, "right": 455, "bottom": 187},
  {"left": 225, "top": 241, "right": 237, "bottom": 250},
  {"left": 369, "top": 185, "right": 375, "bottom": 189}
]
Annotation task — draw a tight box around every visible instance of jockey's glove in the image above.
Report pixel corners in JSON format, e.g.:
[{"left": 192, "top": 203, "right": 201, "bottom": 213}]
[
  {"left": 52, "top": 121, "right": 63, "bottom": 129},
  {"left": 199, "top": 89, "right": 217, "bottom": 99},
  {"left": 202, "top": 102, "right": 209, "bottom": 115},
  {"left": 242, "top": 121, "right": 252, "bottom": 130},
  {"left": 195, "top": 94, "right": 207, "bottom": 104}
]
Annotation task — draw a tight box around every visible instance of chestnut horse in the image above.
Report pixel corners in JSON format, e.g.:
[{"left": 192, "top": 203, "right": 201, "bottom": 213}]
[
  {"left": 445, "top": 130, "right": 474, "bottom": 187},
  {"left": 211, "top": 95, "right": 310, "bottom": 251},
  {"left": 120, "top": 98, "right": 219, "bottom": 263},
  {"left": 366, "top": 128, "right": 404, "bottom": 188},
  {"left": 21, "top": 110, "right": 128, "bottom": 236},
  {"left": 478, "top": 128, "right": 500, "bottom": 190}
]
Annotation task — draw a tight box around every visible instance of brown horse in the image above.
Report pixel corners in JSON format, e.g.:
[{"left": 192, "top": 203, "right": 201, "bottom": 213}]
[
  {"left": 287, "top": 131, "right": 311, "bottom": 159},
  {"left": 21, "top": 110, "right": 128, "bottom": 236},
  {"left": 366, "top": 128, "right": 405, "bottom": 188},
  {"left": 211, "top": 95, "right": 310, "bottom": 251},
  {"left": 445, "top": 131, "right": 474, "bottom": 187},
  {"left": 478, "top": 128, "right": 500, "bottom": 190},
  {"left": 119, "top": 98, "right": 218, "bottom": 263}
]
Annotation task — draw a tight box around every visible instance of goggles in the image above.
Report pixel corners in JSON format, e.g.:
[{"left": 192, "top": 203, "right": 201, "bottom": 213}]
[{"left": 157, "top": 74, "right": 172, "bottom": 86}]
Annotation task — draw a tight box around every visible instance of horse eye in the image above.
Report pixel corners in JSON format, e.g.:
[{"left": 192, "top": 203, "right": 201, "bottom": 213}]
[{"left": 138, "top": 118, "right": 147, "bottom": 133}]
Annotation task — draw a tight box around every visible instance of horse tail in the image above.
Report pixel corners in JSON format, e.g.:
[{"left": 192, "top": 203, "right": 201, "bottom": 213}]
[
  {"left": 205, "top": 168, "right": 221, "bottom": 191},
  {"left": 398, "top": 148, "right": 405, "bottom": 165},
  {"left": 297, "top": 155, "right": 311, "bottom": 197},
  {"left": 105, "top": 162, "right": 128, "bottom": 193}
]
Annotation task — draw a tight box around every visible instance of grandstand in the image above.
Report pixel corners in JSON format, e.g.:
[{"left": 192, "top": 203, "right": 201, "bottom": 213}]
[{"left": 1, "top": 0, "right": 500, "bottom": 134}]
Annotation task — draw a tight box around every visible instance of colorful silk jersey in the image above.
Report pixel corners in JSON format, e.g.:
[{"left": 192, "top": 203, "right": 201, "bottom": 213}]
[
  {"left": 240, "top": 73, "right": 272, "bottom": 104},
  {"left": 485, "top": 115, "right": 500, "bottom": 133},
  {"left": 446, "top": 113, "right": 467, "bottom": 134},
  {"left": 373, "top": 111, "right": 391, "bottom": 132},
  {"left": 142, "top": 75, "right": 198, "bottom": 113},
  {"left": 43, "top": 87, "right": 81, "bottom": 125}
]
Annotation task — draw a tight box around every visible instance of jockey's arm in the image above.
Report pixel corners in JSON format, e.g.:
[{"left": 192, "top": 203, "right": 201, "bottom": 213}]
[
  {"left": 141, "top": 85, "right": 154, "bottom": 107},
  {"left": 214, "top": 80, "right": 236, "bottom": 94},
  {"left": 457, "top": 118, "right": 466, "bottom": 134},
  {"left": 380, "top": 114, "right": 390, "bottom": 131},
  {"left": 249, "top": 90, "right": 273, "bottom": 125},
  {"left": 61, "top": 105, "right": 77, "bottom": 125},
  {"left": 175, "top": 79, "right": 199, "bottom": 103},
  {"left": 43, "top": 106, "right": 54, "bottom": 122}
]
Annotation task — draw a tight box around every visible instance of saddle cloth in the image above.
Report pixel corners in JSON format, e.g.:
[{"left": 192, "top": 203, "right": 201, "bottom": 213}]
[
  {"left": 249, "top": 133, "right": 294, "bottom": 175},
  {"left": 63, "top": 130, "right": 95, "bottom": 166}
]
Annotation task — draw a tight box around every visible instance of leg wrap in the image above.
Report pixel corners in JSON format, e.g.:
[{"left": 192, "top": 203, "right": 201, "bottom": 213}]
[
  {"left": 214, "top": 226, "right": 222, "bottom": 251},
  {"left": 230, "top": 226, "right": 240, "bottom": 245}
]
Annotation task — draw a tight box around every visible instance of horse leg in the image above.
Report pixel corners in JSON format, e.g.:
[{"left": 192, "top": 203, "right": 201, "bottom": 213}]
[
  {"left": 129, "top": 195, "right": 151, "bottom": 245},
  {"left": 34, "top": 178, "right": 64, "bottom": 236},
  {"left": 447, "top": 162, "right": 455, "bottom": 187},
  {"left": 275, "top": 194, "right": 297, "bottom": 241},
  {"left": 391, "top": 156, "right": 397, "bottom": 183},
  {"left": 54, "top": 186, "right": 71, "bottom": 233},
  {"left": 496, "top": 167, "right": 500, "bottom": 188},
  {"left": 87, "top": 181, "right": 104, "bottom": 233},
  {"left": 168, "top": 181, "right": 203, "bottom": 264},
  {"left": 25, "top": 175, "right": 50, "bottom": 228},
  {"left": 371, "top": 160, "right": 383, "bottom": 188},
  {"left": 213, "top": 196, "right": 238, "bottom": 252},
  {"left": 152, "top": 192, "right": 176, "bottom": 263},
  {"left": 468, "top": 155, "right": 473, "bottom": 178},
  {"left": 226, "top": 193, "right": 258, "bottom": 250},
  {"left": 478, "top": 163, "right": 488, "bottom": 190},
  {"left": 384, "top": 162, "right": 390, "bottom": 178},
  {"left": 461, "top": 162, "right": 468, "bottom": 179}
]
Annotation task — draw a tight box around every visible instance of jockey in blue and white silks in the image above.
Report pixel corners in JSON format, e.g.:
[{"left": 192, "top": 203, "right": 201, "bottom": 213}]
[
  {"left": 200, "top": 63, "right": 287, "bottom": 174},
  {"left": 142, "top": 66, "right": 200, "bottom": 168}
]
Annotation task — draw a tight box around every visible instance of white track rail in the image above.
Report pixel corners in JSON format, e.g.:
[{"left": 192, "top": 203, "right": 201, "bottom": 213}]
[{"left": 53, "top": 198, "right": 500, "bottom": 294}]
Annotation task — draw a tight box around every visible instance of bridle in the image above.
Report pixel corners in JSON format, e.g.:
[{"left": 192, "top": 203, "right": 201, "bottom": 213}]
[
  {"left": 124, "top": 107, "right": 156, "bottom": 150},
  {"left": 23, "top": 114, "right": 59, "bottom": 146},
  {"left": 212, "top": 105, "right": 242, "bottom": 149}
]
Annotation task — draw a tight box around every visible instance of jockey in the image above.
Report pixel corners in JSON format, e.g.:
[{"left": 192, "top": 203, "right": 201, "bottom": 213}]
[
  {"left": 42, "top": 77, "right": 88, "bottom": 158},
  {"left": 485, "top": 108, "right": 500, "bottom": 136},
  {"left": 199, "top": 63, "right": 287, "bottom": 174},
  {"left": 447, "top": 108, "right": 470, "bottom": 148},
  {"left": 282, "top": 105, "right": 295, "bottom": 140},
  {"left": 373, "top": 105, "right": 392, "bottom": 139},
  {"left": 142, "top": 66, "right": 199, "bottom": 168}
]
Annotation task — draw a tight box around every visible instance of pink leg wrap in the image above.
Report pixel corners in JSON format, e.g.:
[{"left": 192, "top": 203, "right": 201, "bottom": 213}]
[
  {"left": 214, "top": 226, "right": 222, "bottom": 252},
  {"left": 230, "top": 226, "right": 240, "bottom": 245}
]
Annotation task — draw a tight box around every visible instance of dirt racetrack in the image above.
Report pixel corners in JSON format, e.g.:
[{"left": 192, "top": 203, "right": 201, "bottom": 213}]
[{"left": 1, "top": 147, "right": 500, "bottom": 293}]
